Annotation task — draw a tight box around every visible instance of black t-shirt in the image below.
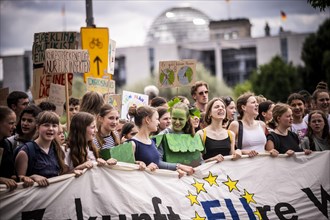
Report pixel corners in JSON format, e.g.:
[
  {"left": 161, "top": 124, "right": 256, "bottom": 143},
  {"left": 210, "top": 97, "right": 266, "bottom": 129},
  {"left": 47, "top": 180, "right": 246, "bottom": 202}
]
[
  {"left": 267, "top": 131, "right": 302, "bottom": 154},
  {"left": 203, "top": 136, "right": 231, "bottom": 159},
  {"left": 0, "top": 138, "right": 16, "bottom": 178}
]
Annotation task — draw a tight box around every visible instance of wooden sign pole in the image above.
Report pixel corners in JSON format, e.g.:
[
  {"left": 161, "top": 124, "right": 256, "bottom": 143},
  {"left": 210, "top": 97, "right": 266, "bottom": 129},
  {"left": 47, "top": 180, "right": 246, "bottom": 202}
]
[{"left": 65, "top": 73, "right": 70, "bottom": 131}]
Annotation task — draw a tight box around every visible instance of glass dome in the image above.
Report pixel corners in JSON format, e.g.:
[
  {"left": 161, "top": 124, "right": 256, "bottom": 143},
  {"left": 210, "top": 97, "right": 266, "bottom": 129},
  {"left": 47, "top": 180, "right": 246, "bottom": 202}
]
[{"left": 146, "top": 7, "right": 210, "bottom": 45}]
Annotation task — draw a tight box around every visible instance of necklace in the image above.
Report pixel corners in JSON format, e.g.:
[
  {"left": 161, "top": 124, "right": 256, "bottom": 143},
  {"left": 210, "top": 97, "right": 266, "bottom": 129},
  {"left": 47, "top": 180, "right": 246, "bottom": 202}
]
[{"left": 276, "top": 128, "right": 287, "bottom": 135}]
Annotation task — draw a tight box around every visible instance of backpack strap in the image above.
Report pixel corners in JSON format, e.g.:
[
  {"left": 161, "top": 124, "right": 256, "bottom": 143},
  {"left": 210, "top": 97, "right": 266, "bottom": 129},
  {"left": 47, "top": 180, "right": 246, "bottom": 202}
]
[
  {"left": 237, "top": 121, "right": 243, "bottom": 149},
  {"left": 202, "top": 129, "right": 207, "bottom": 145},
  {"left": 227, "top": 130, "right": 233, "bottom": 144}
]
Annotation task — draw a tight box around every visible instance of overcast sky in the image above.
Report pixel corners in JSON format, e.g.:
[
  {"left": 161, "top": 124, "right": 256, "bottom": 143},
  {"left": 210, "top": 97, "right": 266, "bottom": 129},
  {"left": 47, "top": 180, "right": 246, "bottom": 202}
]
[{"left": 0, "top": 0, "right": 329, "bottom": 56}]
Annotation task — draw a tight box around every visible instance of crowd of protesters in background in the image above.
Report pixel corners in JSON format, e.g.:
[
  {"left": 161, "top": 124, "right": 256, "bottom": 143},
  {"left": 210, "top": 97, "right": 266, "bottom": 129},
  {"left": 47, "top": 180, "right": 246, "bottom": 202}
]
[{"left": 0, "top": 80, "right": 329, "bottom": 191}]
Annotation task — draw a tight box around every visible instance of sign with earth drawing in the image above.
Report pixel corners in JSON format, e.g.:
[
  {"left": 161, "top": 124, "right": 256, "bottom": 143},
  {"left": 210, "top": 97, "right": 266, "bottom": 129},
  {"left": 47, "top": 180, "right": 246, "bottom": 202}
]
[{"left": 158, "top": 59, "right": 196, "bottom": 88}]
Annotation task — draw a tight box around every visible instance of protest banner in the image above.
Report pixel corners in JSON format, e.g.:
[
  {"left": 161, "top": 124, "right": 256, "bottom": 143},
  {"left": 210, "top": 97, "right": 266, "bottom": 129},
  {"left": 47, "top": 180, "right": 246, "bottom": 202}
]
[
  {"left": 44, "top": 49, "right": 90, "bottom": 74},
  {"left": 48, "top": 83, "right": 66, "bottom": 116},
  {"left": 86, "top": 77, "right": 115, "bottom": 94},
  {"left": 31, "top": 67, "right": 73, "bottom": 100},
  {"left": 104, "top": 94, "right": 122, "bottom": 114},
  {"left": 32, "top": 32, "right": 78, "bottom": 65},
  {"left": 121, "top": 90, "right": 148, "bottom": 119},
  {"left": 0, "top": 87, "right": 9, "bottom": 106},
  {"left": 1, "top": 152, "right": 329, "bottom": 219},
  {"left": 158, "top": 59, "right": 196, "bottom": 88}
]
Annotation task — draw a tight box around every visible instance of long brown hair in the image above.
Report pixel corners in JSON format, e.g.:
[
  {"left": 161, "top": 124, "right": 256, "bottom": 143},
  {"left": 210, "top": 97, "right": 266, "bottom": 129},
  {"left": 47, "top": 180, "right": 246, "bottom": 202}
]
[
  {"left": 36, "top": 111, "right": 66, "bottom": 174},
  {"left": 307, "top": 110, "right": 330, "bottom": 150},
  {"left": 204, "top": 97, "right": 226, "bottom": 125},
  {"left": 67, "top": 112, "right": 99, "bottom": 167},
  {"left": 236, "top": 92, "right": 254, "bottom": 119},
  {"left": 95, "top": 104, "right": 120, "bottom": 147}
]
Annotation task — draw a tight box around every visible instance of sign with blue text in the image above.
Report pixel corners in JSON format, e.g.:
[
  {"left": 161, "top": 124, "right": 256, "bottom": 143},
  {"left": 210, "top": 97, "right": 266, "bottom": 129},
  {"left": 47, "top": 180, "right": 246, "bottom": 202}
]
[{"left": 0, "top": 152, "right": 329, "bottom": 219}]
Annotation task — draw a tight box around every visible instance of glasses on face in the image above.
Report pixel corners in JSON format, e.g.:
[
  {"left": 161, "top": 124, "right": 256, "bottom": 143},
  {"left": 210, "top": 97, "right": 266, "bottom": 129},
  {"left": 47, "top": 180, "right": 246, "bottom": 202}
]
[{"left": 198, "top": 90, "right": 209, "bottom": 96}]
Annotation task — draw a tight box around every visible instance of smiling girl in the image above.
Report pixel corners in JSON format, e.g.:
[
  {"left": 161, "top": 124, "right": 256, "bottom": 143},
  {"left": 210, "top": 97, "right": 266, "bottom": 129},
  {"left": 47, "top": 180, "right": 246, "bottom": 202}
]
[
  {"left": 94, "top": 104, "right": 121, "bottom": 150},
  {"left": 66, "top": 112, "right": 115, "bottom": 172},
  {"left": 266, "top": 103, "right": 312, "bottom": 156},
  {"left": 15, "top": 111, "right": 67, "bottom": 186}
]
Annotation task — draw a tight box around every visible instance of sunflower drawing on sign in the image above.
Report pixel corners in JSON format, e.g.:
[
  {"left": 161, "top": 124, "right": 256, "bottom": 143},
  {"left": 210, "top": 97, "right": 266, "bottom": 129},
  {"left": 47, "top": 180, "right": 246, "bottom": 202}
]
[
  {"left": 159, "top": 68, "right": 175, "bottom": 87},
  {"left": 177, "top": 66, "right": 193, "bottom": 85}
]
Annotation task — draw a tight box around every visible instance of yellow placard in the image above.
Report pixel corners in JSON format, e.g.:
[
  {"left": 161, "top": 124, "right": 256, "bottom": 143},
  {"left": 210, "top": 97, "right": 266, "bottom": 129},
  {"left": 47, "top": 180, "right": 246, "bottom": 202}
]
[{"left": 81, "top": 27, "right": 109, "bottom": 81}]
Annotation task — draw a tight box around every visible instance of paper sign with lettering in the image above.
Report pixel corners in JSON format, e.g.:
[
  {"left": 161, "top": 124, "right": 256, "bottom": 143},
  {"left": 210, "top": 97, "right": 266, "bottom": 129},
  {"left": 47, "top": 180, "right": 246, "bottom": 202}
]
[
  {"left": 158, "top": 59, "right": 196, "bottom": 88},
  {"left": 121, "top": 90, "right": 148, "bottom": 120},
  {"left": 31, "top": 67, "right": 73, "bottom": 99},
  {"left": 45, "top": 49, "right": 90, "bottom": 74},
  {"left": 0, "top": 87, "right": 9, "bottom": 106},
  {"left": 86, "top": 77, "right": 115, "bottom": 94},
  {"left": 32, "top": 32, "right": 78, "bottom": 65},
  {"left": 108, "top": 39, "right": 116, "bottom": 75},
  {"left": 104, "top": 94, "right": 122, "bottom": 114},
  {"left": 48, "top": 83, "right": 66, "bottom": 116}
]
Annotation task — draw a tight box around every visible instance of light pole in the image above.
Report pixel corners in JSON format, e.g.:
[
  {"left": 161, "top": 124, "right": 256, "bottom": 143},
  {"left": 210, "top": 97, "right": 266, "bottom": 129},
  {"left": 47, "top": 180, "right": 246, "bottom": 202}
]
[{"left": 86, "top": 0, "right": 95, "bottom": 27}]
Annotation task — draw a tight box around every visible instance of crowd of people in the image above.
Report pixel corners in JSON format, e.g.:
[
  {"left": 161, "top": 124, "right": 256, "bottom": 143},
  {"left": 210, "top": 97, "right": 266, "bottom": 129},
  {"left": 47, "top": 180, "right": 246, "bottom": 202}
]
[{"left": 0, "top": 80, "right": 329, "bottom": 191}]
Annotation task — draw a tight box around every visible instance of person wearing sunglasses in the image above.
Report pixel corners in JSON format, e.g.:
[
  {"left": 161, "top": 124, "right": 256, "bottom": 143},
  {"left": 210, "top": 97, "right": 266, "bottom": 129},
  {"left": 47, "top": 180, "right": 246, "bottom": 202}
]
[{"left": 190, "top": 81, "right": 209, "bottom": 113}]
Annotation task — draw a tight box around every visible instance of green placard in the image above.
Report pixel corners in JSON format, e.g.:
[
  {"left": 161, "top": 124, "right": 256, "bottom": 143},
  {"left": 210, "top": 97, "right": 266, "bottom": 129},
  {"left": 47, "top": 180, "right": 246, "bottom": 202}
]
[{"left": 99, "top": 142, "right": 135, "bottom": 164}]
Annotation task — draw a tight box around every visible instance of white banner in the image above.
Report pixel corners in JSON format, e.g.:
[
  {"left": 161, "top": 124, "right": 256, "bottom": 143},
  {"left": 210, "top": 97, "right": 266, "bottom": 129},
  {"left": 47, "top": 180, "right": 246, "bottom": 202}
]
[{"left": 1, "top": 152, "right": 329, "bottom": 220}]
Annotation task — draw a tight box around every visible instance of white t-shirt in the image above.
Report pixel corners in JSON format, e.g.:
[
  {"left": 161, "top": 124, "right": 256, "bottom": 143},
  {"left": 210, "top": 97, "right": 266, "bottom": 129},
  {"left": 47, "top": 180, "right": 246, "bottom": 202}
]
[{"left": 291, "top": 121, "right": 308, "bottom": 143}]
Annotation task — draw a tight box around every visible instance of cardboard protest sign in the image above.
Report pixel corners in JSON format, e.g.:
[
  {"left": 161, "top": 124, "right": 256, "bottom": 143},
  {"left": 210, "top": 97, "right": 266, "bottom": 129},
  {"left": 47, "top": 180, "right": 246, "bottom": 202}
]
[
  {"left": 104, "top": 94, "right": 122, "bottom": 114},
  {"left": 31, "top": 67, "right": 73, "bottom": 99},
  {"left": 86, "top": 77, "right": 115, "bottom": 94},
  {"left": 44, "top": 49, "right": 90, "bottom": 74},
  {"left": 158, "top": 59, "right": 196, "bottom": 88},
  {"left": 33, "top": 98, "right": 48, "bottom": 106},
  {"left": 48, "top": 83, "right": 66, "bottom": 116},
  {"left": 32, "top": 32, "right": 78, "bottom": 65},
  {"left": 0, "top": 87, "right": 9, "bottom": 106},
  {"left": 108, "top": 39, "right": 116, "bottom": 75},
  {"left": 121, "top": 90, "right": 148, "bottom": 120}
]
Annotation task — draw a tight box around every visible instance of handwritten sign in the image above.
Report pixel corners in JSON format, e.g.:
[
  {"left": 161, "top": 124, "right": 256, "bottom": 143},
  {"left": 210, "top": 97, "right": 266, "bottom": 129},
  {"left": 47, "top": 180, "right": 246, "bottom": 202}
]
[
  {"left": 32, "top": 32, "right": 78, "bottom": 65},
  {"left": 86, "top": 77, "right": 115, "bottom": 94},
  {"left": 45, "top": 49, "right": 90, "bottom": 74},
  {"left": 121, "top": 90, "right": 148, "bottom": 120},
  {"left": 48, "top": 83, "right": 66, "bottom": 116},
  {"left": 104, "top": 94, "right": 122, "bottom": 114},
  {"left": 0, "top": 87, "right": 9, "bottom": 106},
  {"left": 31, "top": 67, "right": 73, "bottom": 99},
  {"left": 158, "top": 59, "right": 196, "bottom": 88},
  {"left": 108, "top": 39, "right": 116, "bottom": 75}
]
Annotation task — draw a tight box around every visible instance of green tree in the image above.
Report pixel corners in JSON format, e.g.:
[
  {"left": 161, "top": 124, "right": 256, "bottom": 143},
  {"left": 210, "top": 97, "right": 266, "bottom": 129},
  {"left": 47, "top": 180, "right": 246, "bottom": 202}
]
[
  {"left": 301, "top": 18, "right": 330, "bottom": 92},
  {"left": 307, "top": 0, "right": 330, "bottom": 11},
  {"left": 250, "top": 56, "right": 302, "bottom": 102},
  {"left": 233, "top": 80, "right": 252, "bottom": 99}
]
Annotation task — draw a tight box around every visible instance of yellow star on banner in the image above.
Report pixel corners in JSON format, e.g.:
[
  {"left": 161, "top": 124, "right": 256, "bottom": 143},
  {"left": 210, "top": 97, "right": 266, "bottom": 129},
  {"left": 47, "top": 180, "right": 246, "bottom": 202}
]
[
  {"left": 254, "top": 208, "right": 263, "bottom": 220},
  {"left": 186, "top": 191, "right": 200, "bottom": 206},
  {"left": 192, "top": 211, "right": 206, "bottom": 220},
  {"left": 241, "top": 189, "right": 257, "bottom": 204},
  {"left": 222, "top": 175, "right": 240, "bottom": 192},
  {"left": 203, "top": 171, "right": 219, "bottom": 187},
  {"left": 192, "top": 179, "right": 206, "bottom": 194}
]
